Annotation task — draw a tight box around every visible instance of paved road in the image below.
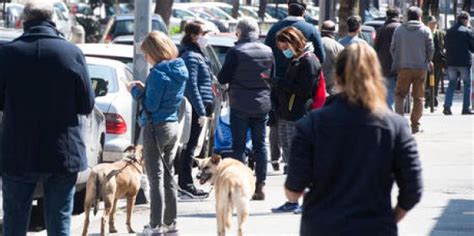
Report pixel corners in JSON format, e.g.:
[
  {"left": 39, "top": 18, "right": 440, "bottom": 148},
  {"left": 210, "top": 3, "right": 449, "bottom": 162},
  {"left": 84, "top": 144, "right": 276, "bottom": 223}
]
[{"left": 29, "top": 95, "right": 473, "bottom": 236}]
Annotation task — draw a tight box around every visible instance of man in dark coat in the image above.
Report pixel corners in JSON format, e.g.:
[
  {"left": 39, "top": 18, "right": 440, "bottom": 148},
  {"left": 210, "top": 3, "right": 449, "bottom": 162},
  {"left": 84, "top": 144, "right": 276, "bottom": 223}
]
[
  {"left": 375, "top": 7, "right": 401, "bottom": 109},
  {"left": 218, "top": 18, "right": 274, "bottom": 201},
  {"left": 443, "top": 11, "right": 474, "bottom": 115},
  {"left": 0, "top": 1, "right": 95, "bottom": 235}
]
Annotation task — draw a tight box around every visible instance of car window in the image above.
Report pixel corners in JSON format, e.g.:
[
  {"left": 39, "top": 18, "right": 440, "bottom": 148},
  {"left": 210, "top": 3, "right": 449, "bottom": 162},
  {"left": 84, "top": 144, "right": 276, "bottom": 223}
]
[
  {"left": 87, "top": 64, "right": 119, "bottom": 93},
  {"left": 174, "top": 9, "right": 194, "bottom": 18},
  {"left": 213, "top": 46, "right": 230, "bottom": 64},
  {"left": 203, "top": 45, "right": 222, "bottom": 75},
  {"left": 113, "top": 19, "right": 167, "bottom": 38},
  {"left": 152, "top": 19, "right": 168, "bottom": 34}
]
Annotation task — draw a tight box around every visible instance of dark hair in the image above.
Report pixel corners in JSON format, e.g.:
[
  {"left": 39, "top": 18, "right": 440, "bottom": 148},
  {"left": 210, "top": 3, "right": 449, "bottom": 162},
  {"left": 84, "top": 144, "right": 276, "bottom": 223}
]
[
  {"left": 181, "top": 20, "right": 204, "bottom": 46},
  {"left": 457, "top": 11, "right": 470, "bottom": 24},
  {"left": 276, "top": 26, "right": 307, "bottom": 56},
  {"left": 407, "top": 6, "right": 422, "bottom": 21},
  {"left": 347, "top": 15, "right": 362, "bottom": 33},
  {"left": 386, "top": 7, "right": 400, "bottom": 20},
  {"left": 288, "top": 0, "right": 306, "bottom": 17}
]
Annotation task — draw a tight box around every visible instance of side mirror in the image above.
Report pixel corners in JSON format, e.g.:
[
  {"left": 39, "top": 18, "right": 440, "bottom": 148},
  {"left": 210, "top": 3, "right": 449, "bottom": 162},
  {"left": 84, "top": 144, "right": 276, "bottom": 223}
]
[{"left": 91, "top": 77, "right": 108, "bottom": 97}]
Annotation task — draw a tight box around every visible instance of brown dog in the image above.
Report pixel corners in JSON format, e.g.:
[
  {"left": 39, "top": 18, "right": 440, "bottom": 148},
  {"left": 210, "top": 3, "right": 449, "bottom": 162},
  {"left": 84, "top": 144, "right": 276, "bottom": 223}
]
[
  {"left": 196, "top": 154, "right": 256, "bottom": 236},
  {"left": 82, "top": 146, "right": 144, "bottom": 236}
]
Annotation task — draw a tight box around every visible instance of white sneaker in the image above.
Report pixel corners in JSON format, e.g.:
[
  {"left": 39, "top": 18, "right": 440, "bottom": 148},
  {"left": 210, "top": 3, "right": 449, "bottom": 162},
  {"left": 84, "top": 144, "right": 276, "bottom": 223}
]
[
  {"left": 163, "top": 222, "right": 178, "bottom": 234},
  {"left": 141, "top": 224, "right": 163, "bottom": 235}
]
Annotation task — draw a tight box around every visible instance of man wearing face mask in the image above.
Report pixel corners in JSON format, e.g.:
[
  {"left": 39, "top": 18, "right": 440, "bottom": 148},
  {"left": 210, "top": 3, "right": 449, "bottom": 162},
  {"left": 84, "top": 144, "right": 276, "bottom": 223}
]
[
  {"left": 217, "top": 18, "right": 274, "bottom": 200},
  {"left": 178, "top": 20, "right": 215, "bottom": 199}
]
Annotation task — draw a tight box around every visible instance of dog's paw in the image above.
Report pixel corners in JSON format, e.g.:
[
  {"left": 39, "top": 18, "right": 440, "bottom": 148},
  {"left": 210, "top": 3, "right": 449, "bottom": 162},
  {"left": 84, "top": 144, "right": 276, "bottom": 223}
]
[{"left": 109, "top": 228, "right": 118, "bottom": 233}]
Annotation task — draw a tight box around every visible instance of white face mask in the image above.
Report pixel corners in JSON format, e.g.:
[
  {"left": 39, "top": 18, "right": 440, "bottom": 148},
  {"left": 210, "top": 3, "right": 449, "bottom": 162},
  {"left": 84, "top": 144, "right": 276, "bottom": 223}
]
[{"left": 197, "top": 35, "right": 208, "bottom": 48}]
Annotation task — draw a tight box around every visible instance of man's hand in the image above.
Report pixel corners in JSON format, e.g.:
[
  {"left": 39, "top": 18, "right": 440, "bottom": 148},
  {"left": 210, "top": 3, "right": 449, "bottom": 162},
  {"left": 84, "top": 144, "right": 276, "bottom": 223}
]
[
  {"left": 394, "top": 206, "right": 408, "bottom": 223},
  {"left": 127, "top": 81, "right": 144, "bottom": 92},
  {"left": 198, "top": 116, "right": 207, "bottom": 127}
]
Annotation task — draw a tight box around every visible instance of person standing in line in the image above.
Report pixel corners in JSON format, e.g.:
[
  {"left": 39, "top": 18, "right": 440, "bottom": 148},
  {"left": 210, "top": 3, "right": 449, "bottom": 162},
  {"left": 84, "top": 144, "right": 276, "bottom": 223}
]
[
  {"left": 178, "top": 20, "right": 215, "bottom": 199},
  {"left": 0, "top": 1, "right": 95, "bottom": 235},
  {"left": 285, "top": 43, "right": 423, "bottom": 236},
  {"left": 265, "top": 0, "right": 325, "bottom": 174},
  {"left": 217, "top": 18, "right": 274, "bottom": 200},
  {"left": 338, "top": 15, "right": 367, "bottom": 47},
  {"left": 424, "top": 15, "right": 446, "bottom": 109},
  {"left": 270, "top": 26, "right": 322, "bottom": 213},
  {"left": 128, "top": 31, "right": 188, "bottom": 234},
  {"left": 442, "top": 12, "right": 474, "bottom": 115},
  {"left": 375, "top": 7, "right": 402, "bottom": 109},
  {"left": 390, "top": 6, "right": 434, "bottom": 134},
  {"left": 320, "top": 20, "right": 344, "bottom": 95}
]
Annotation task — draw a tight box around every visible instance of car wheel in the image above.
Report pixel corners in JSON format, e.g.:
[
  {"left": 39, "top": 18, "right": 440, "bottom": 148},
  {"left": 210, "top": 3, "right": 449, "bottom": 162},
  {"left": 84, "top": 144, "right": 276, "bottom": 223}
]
[{"left": 72, "top": 189, "right": 86, "bottom": 214}]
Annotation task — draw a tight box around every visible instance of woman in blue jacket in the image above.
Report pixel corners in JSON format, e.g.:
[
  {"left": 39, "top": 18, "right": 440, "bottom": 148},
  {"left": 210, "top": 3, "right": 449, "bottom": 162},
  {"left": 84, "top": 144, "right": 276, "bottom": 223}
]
[
  {"left": 127, "top": 31, "right": 188, "bottom": 234},
  {"left": 178, "top": 20, "right": 214, "bottom": 199}
]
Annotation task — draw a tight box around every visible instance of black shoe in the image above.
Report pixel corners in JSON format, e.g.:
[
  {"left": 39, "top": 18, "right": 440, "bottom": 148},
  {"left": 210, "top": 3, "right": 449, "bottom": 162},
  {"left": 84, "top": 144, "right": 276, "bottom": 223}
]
[
  {"left": 271, "top": 162, "right": 280, "bottom": 171},
  {"left": 283, "top": 165, "right": 288, "bottom": 175},
  {"left": 180, "top": 185, "right": 209, "bottom": 199},
  {"left": 443, "top": 108, "right": 452, "bottom": 115},
  {"left": 462, "top": 109, "right": 474, "bottom": 115}
]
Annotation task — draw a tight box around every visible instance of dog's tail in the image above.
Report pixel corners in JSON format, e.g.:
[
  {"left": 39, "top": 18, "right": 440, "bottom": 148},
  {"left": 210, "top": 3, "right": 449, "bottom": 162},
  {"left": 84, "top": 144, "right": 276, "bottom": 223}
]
[{"left": 93, "top": 174, "right": 101, "bottom": 216}]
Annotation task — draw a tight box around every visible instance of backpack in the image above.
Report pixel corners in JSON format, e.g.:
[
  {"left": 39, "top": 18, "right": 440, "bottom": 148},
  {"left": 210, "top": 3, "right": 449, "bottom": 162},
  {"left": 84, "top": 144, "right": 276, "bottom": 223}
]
[{"left": 302, "top": 52, "right": 327, "bottom": 110}]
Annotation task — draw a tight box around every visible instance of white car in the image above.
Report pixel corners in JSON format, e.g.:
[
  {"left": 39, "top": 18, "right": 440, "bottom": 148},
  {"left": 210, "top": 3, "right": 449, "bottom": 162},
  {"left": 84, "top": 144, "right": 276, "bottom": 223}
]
[
  {"left": 176, "top": 3, "right": 238, "bottom": 32},
  {"left": 171, "top": 6, "right": 220, "bottom": 33},
  {"left": 78, "top": 44, "right": 193, "bottom": 162}
]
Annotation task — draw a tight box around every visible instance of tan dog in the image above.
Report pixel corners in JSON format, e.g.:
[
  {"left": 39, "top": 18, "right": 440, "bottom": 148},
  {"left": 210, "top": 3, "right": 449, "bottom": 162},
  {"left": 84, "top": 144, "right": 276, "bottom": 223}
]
[
  {"left": 82, "top": 146, "right": 144, "bottom": 236},
  {"left": 196, "top": 154, "right": 256, "bottom": 236}
]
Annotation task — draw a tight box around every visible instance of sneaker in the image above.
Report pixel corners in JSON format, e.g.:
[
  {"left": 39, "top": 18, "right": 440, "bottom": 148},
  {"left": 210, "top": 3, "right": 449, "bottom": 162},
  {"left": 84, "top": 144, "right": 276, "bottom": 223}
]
[
  {"left": 462, "top": 109, "right": 474, "bottom": 115},
  {"left": 293, "top": 205, "right": 303, "bottom": 214},
  {"left": 163, "top": 222, "right": 178, "bottom": 234},
  {"left": 179, "top": 185, "right": 209, "bottom": 199},
  {"left": 443, "top": 108, "right": 452, "bottom": 115},
  {"left": 271, "top": 202, "right": 300, "bottom": 213},
  {"left": 142, "top": 224, "right": 163, "bottom": 235}
]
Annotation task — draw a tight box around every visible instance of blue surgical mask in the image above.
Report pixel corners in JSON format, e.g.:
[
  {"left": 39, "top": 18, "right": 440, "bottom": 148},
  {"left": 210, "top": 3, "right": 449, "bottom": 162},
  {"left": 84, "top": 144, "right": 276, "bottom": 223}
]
[{"left": 282, "top": 49, "right": 294, "bottom": 59}]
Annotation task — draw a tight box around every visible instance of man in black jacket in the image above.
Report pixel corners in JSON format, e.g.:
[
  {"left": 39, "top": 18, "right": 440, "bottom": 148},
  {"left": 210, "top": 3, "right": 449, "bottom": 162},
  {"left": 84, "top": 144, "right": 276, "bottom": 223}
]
[
  {"left": 375, "top": 7, "right": 401, "bottom": 109},
  {"left": 218, "top": 18, "right": 274, "bottom": 200},
  {"left": 443, "top": 11, "right": 474, "bottom": 115},
  {"left": 0, "top": 1, "right": 94, "bottom": 235}
]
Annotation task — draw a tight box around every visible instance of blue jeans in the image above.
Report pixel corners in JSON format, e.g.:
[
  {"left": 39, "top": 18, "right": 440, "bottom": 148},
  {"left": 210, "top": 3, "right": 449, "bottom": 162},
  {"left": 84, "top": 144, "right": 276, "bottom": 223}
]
[
  {"left": 230, "top": 109, "right": 268, "bottom": 184},
  {"left": 386, "top": 76, "right": 397, "bottom": 110},
  {"left": 2, "top": 172, "right": 77, "bottom": 236},
  {"left": 444, "top": 66, "right": 472, "bottom": 110}
]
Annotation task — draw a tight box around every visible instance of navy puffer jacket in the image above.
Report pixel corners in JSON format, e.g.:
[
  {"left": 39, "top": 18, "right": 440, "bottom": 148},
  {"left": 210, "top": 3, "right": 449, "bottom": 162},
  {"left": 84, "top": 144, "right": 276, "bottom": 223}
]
[{"left": 180, "top": 43, "right": 214, "bottom": 117}]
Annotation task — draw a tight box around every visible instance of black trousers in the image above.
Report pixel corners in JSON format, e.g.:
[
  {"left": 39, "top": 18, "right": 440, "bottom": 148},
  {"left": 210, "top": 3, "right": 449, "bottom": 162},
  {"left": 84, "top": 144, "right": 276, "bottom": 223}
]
[{"left": 178, "top": 103, "right": 213, "bottom": 188}]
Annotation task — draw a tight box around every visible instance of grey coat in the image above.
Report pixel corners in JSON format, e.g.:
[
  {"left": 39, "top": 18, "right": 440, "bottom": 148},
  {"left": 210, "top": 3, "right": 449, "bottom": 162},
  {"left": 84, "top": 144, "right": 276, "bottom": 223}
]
[
  {"left": 390, "top": 21, "right": 434, "bottom": 71},
  {"left": 321, "top": 36, "right": 344, "bottom": 94}
]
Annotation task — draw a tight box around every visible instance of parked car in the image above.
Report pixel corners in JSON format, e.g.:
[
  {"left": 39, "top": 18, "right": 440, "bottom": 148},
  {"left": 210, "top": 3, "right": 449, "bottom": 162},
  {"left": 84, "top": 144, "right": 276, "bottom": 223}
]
[
  {"left": 363, "top": 20, "right": 385, "bottom": 31},
  {"left": 0, "top": 27, "right": 22, "bottom": 44},
  {"left": 101, "top": 14, "right": 168, "bottom": 43},
  {"left": 177, "top": 3, "right": 238, "bottom": 32},
  {"left": 266, "top": 4, "right": 318, "bottom": 25},
  {"left": 171, "top": 5, "right": 220, "bottom": 33},
  {"left": 360, "top": 25, "right": 376, "bottom": 47}
]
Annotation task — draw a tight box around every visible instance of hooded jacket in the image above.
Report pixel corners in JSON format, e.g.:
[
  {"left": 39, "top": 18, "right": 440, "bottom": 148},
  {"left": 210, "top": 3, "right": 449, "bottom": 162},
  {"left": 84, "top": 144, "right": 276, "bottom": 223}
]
[
  {"left": 0, "top": 20, "right": 94, "bottom": 173},
  {"left": 390, "top": 20, "right": 434, "bottom": 71},
  {"left": 132, "top": 59, "right": 188, "bottom": 126}
]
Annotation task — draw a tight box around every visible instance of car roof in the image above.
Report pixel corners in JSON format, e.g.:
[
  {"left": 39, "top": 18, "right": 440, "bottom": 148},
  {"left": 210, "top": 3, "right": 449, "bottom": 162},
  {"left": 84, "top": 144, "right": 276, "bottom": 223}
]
[
  {"left": 85, "top": 56, "right": 128, "bottom": 68},
  {"left": 115, "top": 14, "right": 163, "bottom": 21},
  {"left": 171, "top": 33, "right": 236, "bottom": 47},
  {"left": 77, "top": 43, "right": 133, "bottom": 59}
]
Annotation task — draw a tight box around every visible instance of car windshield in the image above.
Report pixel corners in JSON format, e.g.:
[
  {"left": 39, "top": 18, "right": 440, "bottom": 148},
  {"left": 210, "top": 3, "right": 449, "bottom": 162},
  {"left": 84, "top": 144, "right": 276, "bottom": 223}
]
[
  {"left": 240, "top": 8, "right": 258, "bottom": 19},
  {"left": 114, "top": 19, "right": 167, "bottom": 38},
  {"left": 87, "top": 64, "right": 119, "bottom": 93}
]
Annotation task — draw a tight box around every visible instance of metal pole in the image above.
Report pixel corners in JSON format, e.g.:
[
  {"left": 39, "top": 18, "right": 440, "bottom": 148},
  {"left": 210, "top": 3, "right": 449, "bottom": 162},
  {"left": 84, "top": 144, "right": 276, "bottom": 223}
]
[
  {"left": 133, "top": 0, "right": 152, "bottom": 83},
  {"left": 444, "top": 0, "right": 448, "bottom": 30},
  {"left": 2, "top": 0, "right": 7, "bottom": 23}
]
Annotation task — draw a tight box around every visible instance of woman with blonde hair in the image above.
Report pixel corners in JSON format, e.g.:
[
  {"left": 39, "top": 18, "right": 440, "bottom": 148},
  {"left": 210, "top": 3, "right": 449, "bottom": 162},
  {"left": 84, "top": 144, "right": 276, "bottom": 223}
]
[
  {"left": 127, "top": 31, "right": 188, "bottom": 234},
  {"left": 284, "top": 43, "right": 423, "bottom": 235}
]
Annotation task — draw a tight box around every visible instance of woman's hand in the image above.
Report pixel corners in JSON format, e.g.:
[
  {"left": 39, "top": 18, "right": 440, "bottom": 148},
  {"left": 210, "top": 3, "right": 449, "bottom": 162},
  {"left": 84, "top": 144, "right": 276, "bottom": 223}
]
[{"left": 127, "top": 81, "right": 145, "bottom": 92}]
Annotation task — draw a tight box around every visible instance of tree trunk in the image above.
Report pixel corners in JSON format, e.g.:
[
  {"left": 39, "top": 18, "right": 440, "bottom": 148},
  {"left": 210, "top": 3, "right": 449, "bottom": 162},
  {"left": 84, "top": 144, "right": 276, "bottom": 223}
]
[
  {"left": 155, "top": 0, "right": 174, "bottom": 27},
  {"left": 232, "top": 0, "right": 240, "bottom": 19},
  {"left": 338, "top": 0, "right": 358, "bottom": 37},
  {"left": 258, "top": 0, "right": 268, "bottom": 20}
]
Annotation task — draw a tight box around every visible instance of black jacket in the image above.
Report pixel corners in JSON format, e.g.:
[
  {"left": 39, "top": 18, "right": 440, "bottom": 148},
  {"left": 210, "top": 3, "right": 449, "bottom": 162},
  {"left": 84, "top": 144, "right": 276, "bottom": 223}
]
[
  {"left": 217, "top": 36, "right": 274, "bottom": 116},
  {"left": 445, "top": 23, "right": 474, "bottom": 67},
  {"left": 0, "top": 21, "right": 94, "bottom": 174},
  {"left": 375, "top": 18, "right": 401, "bottom": 77},
  {"left": 285, "top": 95, "right": 423, "bottom": 236},
  {"left": 273, "top": 52, "right": 321, "bottom": 121}
]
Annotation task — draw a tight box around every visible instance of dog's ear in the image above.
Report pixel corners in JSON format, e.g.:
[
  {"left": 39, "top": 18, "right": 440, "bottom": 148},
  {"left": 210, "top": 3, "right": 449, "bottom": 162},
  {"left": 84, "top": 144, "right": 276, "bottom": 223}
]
[
  {"left": 124, "top": 146, "right": 135, "bottom": 153},
  {"left": 193, "top": 157, "right": 203, "bottom": 168},
  {"left": 211, "top": 154, "right": 222, "bottom": 165}
]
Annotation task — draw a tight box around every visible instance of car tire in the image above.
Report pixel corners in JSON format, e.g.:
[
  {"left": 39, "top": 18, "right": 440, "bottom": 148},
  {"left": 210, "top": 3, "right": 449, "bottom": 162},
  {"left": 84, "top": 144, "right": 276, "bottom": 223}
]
[{"left": 72, "top": 189, "right": 86, "bottom": 215}]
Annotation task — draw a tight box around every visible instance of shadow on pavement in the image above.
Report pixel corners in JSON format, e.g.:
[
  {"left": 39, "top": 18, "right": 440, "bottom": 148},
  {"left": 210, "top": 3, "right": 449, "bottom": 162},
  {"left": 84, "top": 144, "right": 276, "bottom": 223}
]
[
  {"left": 430, "top": 199, "right": 474, "bottom": 236},
  {"left": 178, "top": 212, "right": 276, "bottom": 219}
]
